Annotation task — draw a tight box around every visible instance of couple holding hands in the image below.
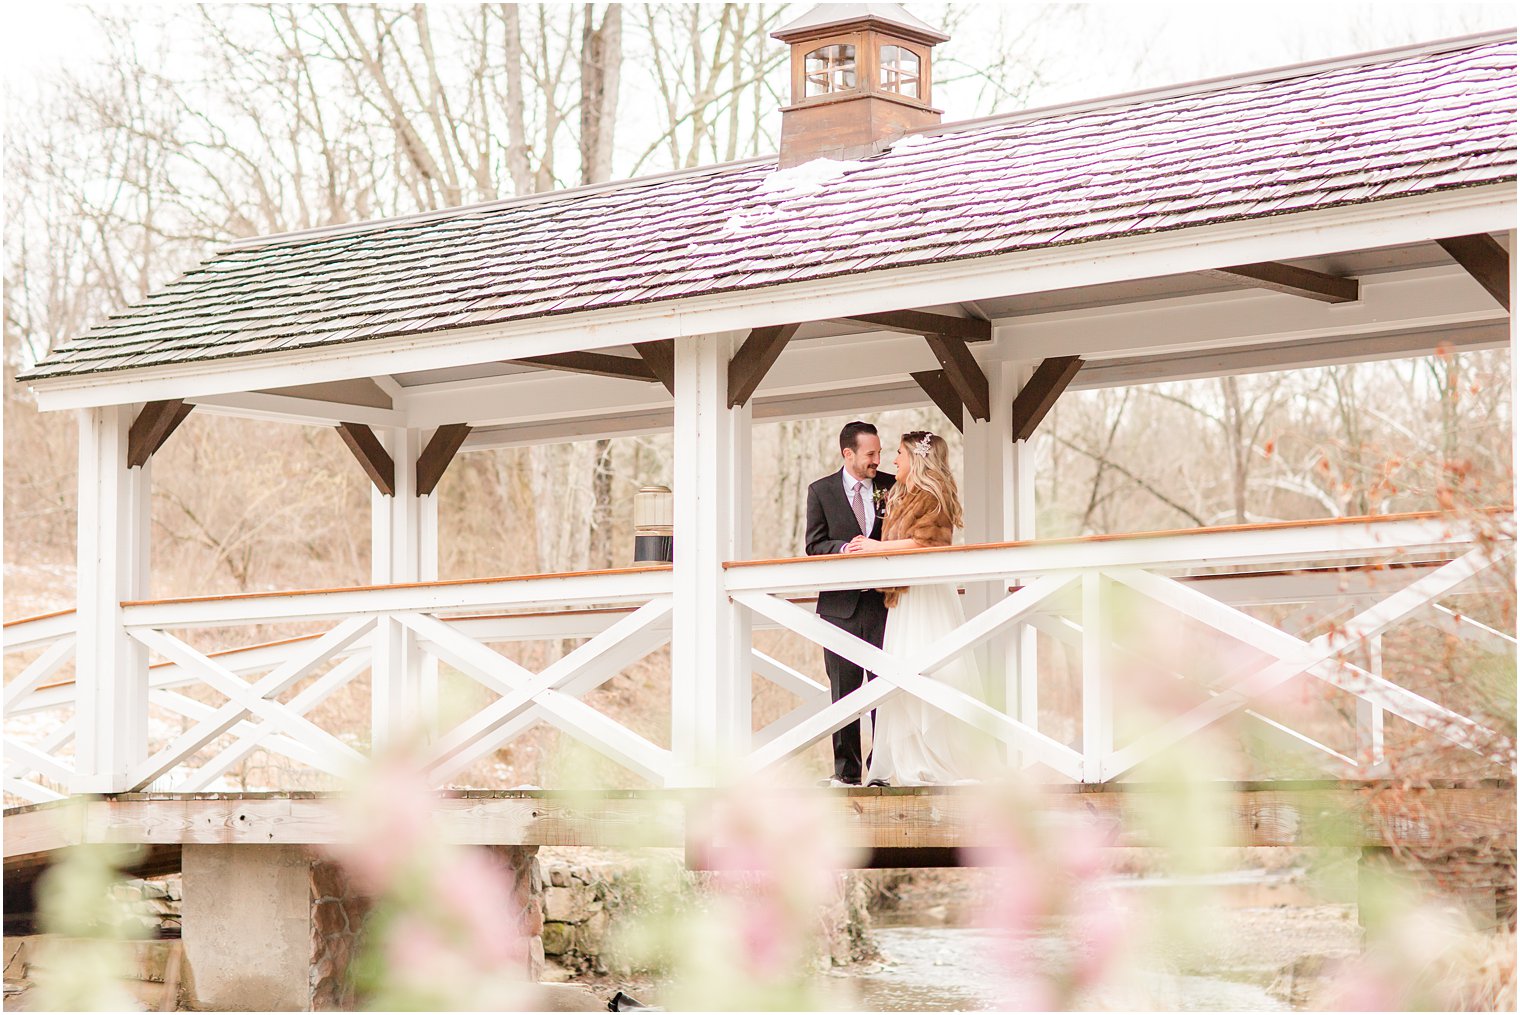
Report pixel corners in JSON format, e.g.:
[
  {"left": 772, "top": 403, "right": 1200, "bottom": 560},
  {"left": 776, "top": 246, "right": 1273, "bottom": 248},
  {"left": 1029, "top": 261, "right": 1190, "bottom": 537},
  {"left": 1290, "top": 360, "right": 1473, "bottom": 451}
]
[{"left": 804, "top": 421, "right": 995, "bottom": 787}]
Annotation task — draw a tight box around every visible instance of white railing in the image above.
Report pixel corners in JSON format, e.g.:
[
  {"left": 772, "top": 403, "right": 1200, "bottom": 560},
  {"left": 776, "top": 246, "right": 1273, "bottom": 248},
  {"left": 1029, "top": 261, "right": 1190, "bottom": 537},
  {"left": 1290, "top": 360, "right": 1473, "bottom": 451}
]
[
  {"left": 725, "top": 511, "right": 1517, "bottom": 783},
  {"left": 4, "top": 513, "right": 1515, "bottom": 800},
  {"left": 3, "top": 610, "right": 78, "bottom": 803}
]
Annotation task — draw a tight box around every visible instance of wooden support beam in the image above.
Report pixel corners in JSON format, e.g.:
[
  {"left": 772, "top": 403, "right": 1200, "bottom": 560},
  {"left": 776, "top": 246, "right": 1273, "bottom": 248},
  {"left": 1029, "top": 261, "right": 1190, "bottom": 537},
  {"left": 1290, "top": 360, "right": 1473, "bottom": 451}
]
[
  {"left": 512, "top": 351, "right": 658, "bottom": 382},
  {"left": 1011, "top": 356, "right": 1083, "bottom": 441},
  {"left": 415, "top": 424, "right": 472, "bottom": 496},
  {"left": 921, "top": 333, "right": 991, "bottom": 422},
  {"left": 126, "top": 400, "right": 193, "bottom": 468},
  {"left": 1436, "top": 234, "right": 1510, "bottom": 311},
  {"left": 909, "top": 369, "right": 964, "bottom": 433},
  {"left": 844, "top": 310, "right": 991, "bottom": 343},
  {"left": 1203, "top": 262, "right": 1359, "bottom": 303},
  {"left": 634, "top": 340, "right": 677, "bottom": 395},
  {"left": 335, "top": 423, "right": 395, "bottom": 496},
  {"left": 727, "top": 324, "right": 800, "bottom": 408}
]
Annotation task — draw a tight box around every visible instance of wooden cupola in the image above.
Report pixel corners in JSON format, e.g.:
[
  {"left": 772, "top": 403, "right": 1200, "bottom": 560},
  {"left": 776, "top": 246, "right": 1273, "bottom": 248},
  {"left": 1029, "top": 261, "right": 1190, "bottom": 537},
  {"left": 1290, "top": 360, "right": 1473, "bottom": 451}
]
[{"left": 772, "top": 3, "right": 949, "bottom": 167}]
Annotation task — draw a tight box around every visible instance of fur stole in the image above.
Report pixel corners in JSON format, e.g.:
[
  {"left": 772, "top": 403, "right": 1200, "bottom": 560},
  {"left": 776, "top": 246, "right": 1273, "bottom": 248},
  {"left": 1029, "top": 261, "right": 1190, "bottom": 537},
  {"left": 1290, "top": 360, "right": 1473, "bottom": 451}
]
[{"left": 879, "top": 488, "right": 954, "bottom": 608}]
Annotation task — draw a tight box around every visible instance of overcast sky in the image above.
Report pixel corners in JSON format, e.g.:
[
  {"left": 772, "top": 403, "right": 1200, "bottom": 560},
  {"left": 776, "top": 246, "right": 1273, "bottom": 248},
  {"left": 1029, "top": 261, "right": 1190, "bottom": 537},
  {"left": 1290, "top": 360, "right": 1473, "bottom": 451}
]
[{"left": 3, "top": 2, "right": 1512, "bottom": 177}]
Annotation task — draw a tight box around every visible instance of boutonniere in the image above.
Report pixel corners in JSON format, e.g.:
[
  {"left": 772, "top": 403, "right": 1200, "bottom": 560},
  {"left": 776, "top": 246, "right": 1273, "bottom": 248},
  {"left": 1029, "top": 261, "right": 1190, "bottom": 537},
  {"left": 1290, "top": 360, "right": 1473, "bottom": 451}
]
[{"left": 871, "top": 487, "right": 888, "bottom": 514}]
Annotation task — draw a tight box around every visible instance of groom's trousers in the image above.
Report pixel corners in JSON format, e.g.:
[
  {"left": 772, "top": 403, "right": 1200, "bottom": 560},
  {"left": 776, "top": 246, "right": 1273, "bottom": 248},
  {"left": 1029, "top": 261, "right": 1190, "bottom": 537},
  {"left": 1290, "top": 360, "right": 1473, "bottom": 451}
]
[{"left": 821, "top": 591, "right": 888, "bottom": 784}]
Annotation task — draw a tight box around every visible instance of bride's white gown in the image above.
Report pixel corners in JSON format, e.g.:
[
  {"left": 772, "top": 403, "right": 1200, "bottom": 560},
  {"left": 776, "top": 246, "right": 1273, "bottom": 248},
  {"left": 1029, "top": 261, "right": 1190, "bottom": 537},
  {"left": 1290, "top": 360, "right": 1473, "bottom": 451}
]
[{"left": 866, "top": 582, "right": 1000, "bottom": 786}]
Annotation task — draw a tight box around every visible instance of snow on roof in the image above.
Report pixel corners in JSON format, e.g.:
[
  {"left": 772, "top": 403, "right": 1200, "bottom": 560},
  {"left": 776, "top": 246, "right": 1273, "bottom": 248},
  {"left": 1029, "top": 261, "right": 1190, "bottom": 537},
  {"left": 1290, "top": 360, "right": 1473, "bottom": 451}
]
[{"left": 22, "top": 34, "right": 1516, "bottom": 382}]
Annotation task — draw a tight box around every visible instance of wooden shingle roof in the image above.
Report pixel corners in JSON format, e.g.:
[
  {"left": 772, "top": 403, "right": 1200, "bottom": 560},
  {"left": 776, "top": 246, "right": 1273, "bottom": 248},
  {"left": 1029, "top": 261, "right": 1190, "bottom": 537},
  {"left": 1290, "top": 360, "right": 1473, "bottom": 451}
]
[{"left": 22, "top": 34, "right": 1516, "bottom": 383}]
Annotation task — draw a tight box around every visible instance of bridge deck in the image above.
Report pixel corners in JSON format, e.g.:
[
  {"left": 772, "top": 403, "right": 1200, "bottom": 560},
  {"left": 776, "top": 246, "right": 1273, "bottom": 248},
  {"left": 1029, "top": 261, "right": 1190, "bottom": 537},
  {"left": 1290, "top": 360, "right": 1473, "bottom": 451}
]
[{"left": 6, "top": 781, "right": 1512, "bottom": 872}]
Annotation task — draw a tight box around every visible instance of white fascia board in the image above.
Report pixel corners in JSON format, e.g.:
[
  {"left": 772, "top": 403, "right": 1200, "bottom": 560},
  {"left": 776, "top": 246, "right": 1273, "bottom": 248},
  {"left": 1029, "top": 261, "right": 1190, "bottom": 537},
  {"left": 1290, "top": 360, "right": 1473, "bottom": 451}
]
[{"left": 29, "top": 184, "right": 1514, "bottom": 413}]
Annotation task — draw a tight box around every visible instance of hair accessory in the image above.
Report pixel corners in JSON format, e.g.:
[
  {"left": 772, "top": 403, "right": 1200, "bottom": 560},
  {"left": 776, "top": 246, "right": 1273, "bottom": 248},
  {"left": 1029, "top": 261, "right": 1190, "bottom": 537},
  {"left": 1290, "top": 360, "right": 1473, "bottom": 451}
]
[{"left": 912, "top": 433, "right": 935, "bottom": 457}]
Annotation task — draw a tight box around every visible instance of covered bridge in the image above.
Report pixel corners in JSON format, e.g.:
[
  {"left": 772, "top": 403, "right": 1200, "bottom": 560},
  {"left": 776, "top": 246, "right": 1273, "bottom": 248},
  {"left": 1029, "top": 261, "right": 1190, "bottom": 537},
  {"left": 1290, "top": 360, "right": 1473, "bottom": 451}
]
[
  {"left": 4, "top": 11, "right": 1515, "bottom": 995},
  {"left": 7, "top": 8, "right": 1515, "bottom": 1002}
]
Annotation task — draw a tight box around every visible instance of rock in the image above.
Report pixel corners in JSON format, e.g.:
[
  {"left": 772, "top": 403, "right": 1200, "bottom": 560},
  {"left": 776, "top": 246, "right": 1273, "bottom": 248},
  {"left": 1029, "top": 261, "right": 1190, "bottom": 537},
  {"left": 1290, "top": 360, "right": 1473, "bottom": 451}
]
[
  {"left": 310, "top": 860, "right": 346, "bottom": 901},
  {"left": 541, "top": 881, "right": 574, "bottom": 923},
  {"left": 551, "top": 869, "right": 569, "bottom": 888},
  {"left": 1270, "top": 954, "right": 1333, "bottom": 1008},
  {"left": 313, "top": 899, "right": 348, "bottom": 937},
  {"left": 542, "top": 923, "right": 574, "bottom": 957},
  {"left": 521, "top": 897, "right": 545, "bottom": 938},
  {"left": 528, "top": 935, "right": 546, "bottom": 982},
  {"left": 578, "top": 910, "right": 610, "bottom": 957}
]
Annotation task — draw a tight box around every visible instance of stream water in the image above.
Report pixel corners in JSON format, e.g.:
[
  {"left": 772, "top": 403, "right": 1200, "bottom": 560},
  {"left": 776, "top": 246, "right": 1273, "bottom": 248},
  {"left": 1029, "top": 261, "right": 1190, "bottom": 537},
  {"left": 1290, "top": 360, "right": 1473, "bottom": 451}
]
[
  {"left": 827, "top": 871, "right": 1338, "bottom": 1011},
  {"left": 839, "top": 926, "right": 1289, "bottom": 1012}
]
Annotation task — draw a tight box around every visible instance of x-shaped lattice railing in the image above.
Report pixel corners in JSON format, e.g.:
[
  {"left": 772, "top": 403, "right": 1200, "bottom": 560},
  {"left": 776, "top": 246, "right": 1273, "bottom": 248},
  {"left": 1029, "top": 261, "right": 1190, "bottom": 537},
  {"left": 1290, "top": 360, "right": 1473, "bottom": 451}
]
[
  {"left": 732, "top": 541, "right": 1515, "bottom": 783},
  {"left": 413, "top": 597, "right": 675, "bottom": 783}
]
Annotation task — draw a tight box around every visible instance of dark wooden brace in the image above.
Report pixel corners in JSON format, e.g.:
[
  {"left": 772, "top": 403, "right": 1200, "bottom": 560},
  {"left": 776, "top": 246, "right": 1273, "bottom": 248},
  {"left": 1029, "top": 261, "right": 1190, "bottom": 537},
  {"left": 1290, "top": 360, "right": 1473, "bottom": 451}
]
[
  {"left": 335, "top": 422, "right": 395, "bottom": 496},
  {"left": 512, "top": 351, "right": 660, "bottom": 383},
  {"left": 922, "top": 332, "right": 991, "bottom": 423},
  {"left": 845, "top": 310, "right": 992, "bottom": 343},
  {"left": 336, "top": 422, "right": 474, "bottom": 497},
  {"left": 635, "top": 340, "right": 677, "bottom": 395},
  {"left": 728, "top": 324, "right": 800, "bottom": 408},
  {"left": 1437, "top": 234, "right": 1510, "bottom": 312},
  {"left": 416, "top": 424, "right": 472, "bottom": 496},
  {"left": 910, "top": 369, "right": 964, "bottom": 433},
  {"left": 1011, "top": 356, "right": 1083, "bottom": 441},
  {"left": 127, "top": 399, "right": 194, "bottom": 468},
  {"left": 1203, "top": 261, "right": 1359, "bottom": 303}
]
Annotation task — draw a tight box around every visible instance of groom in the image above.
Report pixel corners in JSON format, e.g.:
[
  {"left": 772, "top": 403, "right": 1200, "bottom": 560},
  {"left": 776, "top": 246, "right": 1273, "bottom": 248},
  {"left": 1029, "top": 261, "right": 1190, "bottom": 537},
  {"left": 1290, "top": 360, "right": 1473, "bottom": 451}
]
[{"left": 805, "top": 421, "right": 895, "bottom": 786}]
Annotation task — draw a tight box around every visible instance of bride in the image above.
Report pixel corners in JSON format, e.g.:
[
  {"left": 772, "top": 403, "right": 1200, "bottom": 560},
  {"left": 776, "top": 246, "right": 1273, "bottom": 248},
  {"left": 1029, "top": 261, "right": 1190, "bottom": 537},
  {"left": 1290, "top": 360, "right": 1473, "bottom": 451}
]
[{"left": 846, "top": 431, "right": 999, "bottom": 786}]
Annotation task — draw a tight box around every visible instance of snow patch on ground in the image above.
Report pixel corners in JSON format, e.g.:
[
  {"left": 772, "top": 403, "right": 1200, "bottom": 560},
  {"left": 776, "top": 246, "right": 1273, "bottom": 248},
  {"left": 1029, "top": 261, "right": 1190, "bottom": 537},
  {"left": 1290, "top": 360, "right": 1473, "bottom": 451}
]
[{"left": 4, "top": 561, "right": 77, "bottom": 617}]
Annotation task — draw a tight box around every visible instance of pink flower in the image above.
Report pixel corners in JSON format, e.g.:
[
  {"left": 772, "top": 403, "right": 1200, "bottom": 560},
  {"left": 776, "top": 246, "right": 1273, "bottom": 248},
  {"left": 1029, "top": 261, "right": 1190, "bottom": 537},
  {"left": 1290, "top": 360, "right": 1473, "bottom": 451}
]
[
  {"left": 432, "top": 848, "right": 527, "bottom": 966},
  {"left": 385, "top": 913, "right": 453, "bottom": 972}
]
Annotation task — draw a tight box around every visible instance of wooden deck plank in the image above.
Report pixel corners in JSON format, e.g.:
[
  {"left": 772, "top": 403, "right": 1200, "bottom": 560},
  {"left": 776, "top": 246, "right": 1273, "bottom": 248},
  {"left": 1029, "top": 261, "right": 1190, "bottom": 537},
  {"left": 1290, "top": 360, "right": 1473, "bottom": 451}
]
[{"left": 7, "top": 783, "right": 1511, "bottom": 866}]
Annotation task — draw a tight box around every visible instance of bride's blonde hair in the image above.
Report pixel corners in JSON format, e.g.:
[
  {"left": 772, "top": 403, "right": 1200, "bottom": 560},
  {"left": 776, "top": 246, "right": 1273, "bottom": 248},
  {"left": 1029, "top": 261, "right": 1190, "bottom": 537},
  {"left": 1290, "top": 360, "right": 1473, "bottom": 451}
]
[{"left": 889, "top": 431, "right": 963, "bottom": 528}]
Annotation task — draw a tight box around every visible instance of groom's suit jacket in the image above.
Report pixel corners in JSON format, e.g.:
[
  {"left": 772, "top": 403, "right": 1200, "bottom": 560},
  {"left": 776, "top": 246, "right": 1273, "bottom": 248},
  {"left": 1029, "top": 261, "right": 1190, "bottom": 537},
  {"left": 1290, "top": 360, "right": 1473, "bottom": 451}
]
[{"left": 805, "top": 468, "right": 896, "bottom": 619}]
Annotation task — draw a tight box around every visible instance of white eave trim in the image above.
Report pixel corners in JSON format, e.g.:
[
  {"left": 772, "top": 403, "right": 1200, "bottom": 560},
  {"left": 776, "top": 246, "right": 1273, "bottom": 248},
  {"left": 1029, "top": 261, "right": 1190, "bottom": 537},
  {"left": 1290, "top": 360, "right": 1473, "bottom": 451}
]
[{"left": 28, "top": 184, "right": 1517, "bottom": 412}]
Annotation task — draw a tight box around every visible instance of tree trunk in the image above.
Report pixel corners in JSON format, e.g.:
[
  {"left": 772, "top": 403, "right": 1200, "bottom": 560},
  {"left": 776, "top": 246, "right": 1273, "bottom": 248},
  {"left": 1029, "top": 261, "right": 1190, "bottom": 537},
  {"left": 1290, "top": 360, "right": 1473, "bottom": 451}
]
[
  {"left": 578, "top": 4, "right": 621, "bottom": 186},
  {"left": 580, "top": 4, "right": 623, "bottom": 568}
]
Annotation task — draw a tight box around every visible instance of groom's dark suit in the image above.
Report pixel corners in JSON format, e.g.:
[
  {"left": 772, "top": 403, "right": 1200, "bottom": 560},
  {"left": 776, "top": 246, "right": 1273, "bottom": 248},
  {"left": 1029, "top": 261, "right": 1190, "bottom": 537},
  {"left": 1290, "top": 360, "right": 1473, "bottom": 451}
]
[{"left": 805, "top": 467, "right": 896, "bottom": 783}]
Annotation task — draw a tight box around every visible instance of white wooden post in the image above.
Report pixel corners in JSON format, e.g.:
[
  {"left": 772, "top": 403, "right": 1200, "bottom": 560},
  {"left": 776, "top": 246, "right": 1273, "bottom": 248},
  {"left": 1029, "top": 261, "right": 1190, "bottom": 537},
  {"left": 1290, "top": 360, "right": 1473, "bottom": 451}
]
[
  {"left": 370, "top": 427, "right": 437, "bottom": 751},
  {"left": 962, "top": 358, "right": 1017, "bottom": 726},
  {"left": 671, "top": 332, "right": 751, "bottom": 783},
  {"left": 74, "top": 405, "right": 151, "bottom": 792},
  {"left": 1080, "top": 570, "right": 1110, "bottom": 783},
  {"left": 1007, "top": 360, "right": 1043, "bottom": 762},
  {"left": 1356, "top": 634, "right": 1386, "bottom": 769},
  {"left": 1509, "top": 230, "right": 1516, "bottom": 658}
]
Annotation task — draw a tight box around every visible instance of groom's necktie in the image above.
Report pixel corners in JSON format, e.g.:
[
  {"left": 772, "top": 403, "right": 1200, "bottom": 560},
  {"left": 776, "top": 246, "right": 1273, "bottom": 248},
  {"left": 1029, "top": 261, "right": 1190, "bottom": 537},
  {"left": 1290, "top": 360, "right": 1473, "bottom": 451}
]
[{"left": 851, "top": 481, "right": 870, "bottom": 536}]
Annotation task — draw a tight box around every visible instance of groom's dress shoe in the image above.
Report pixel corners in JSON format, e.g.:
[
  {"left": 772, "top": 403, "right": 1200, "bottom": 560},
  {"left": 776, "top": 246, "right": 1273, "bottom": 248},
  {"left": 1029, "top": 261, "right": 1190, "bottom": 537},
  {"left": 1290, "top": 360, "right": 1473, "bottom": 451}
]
[
  {"left": 867, "top": 778, "right": 890, "bottom": 788},
  {"left": 818, "top": 777, "right": 858, "bottom": 788}
]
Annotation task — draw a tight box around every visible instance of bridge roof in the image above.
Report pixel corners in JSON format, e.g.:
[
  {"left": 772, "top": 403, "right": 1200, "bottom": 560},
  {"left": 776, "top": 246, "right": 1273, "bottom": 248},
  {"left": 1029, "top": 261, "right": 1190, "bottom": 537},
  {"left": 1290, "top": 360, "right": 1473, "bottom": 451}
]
[{"left": 20, "top": 33, "right": 1516, "bottom": 384}]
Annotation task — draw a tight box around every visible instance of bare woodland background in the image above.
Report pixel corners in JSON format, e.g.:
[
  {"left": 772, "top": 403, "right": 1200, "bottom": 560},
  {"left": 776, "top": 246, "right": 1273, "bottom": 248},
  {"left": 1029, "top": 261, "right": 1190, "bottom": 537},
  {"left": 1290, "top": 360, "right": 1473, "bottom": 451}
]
[{"left": 4, "top": 3, "right": 1513, "bottom": 788}]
